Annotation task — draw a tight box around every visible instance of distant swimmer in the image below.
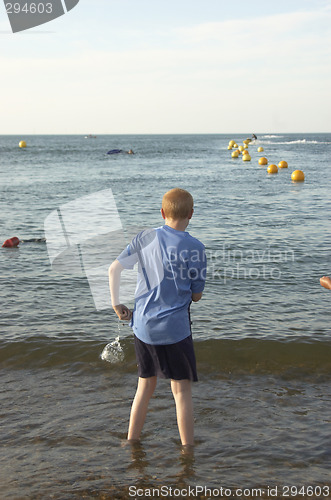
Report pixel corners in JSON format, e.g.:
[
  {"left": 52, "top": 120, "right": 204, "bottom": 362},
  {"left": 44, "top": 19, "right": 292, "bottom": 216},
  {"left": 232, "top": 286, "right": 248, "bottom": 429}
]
[
  {"left": 252, "top": 134, "right": 257, "bottom": 140},
  {"left": 21, "top": 238, "right": 46, "bottom": 244}
]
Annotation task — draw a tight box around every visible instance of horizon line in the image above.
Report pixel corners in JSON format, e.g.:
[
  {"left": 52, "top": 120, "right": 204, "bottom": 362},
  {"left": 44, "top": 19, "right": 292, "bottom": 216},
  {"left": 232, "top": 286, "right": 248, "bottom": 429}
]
[{"left": 1, "top": 131, "right": 330, "bottom": 136}]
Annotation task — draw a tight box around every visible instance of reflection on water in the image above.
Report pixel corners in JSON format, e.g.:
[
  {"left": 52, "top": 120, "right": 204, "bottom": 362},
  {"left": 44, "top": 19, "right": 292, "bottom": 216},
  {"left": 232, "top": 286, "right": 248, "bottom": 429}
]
[{"left": 126, "top": 440, "right": 197, "bottom": 497}]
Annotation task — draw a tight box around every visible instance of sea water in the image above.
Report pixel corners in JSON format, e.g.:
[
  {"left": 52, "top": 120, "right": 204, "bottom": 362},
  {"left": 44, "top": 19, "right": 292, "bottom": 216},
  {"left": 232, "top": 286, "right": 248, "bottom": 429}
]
[{"left": 0, "top": 134, "right": 330, "bottom": 499}]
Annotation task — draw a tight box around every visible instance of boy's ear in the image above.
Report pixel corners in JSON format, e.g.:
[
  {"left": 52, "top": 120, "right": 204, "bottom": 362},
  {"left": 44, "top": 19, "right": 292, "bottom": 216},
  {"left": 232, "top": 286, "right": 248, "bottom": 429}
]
[
  {"left": 161, "top": 208, "right": 166, "bottom": 220},
  {"left": 188, "top": 208, "right": 194, "bottom": 220}
]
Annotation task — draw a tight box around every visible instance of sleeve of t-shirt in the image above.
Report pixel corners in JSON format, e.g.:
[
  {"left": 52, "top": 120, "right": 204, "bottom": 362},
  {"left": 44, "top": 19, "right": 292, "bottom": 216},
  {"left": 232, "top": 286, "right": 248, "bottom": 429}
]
[
  {"left": 189, "top": 244, "right": 207, "bottom": 293},
  {"left": 117, "top": 234, "right": 140, "bottom": 270},
  {"left": 116, "top": 229, "right": 158, "bottom": 270}
]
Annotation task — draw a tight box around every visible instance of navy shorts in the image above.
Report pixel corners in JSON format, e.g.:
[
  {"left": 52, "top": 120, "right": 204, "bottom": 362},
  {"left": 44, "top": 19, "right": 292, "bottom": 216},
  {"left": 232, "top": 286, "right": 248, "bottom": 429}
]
[{"left": 134, "top": 334, "right": 198, "bottom": 382}]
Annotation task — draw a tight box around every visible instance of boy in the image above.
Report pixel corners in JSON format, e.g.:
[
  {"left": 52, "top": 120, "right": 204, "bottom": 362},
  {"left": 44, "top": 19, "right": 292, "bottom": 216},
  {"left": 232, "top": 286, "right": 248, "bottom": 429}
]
[{"left": 108, "top": 188, "right": 206, "bottom": 447}]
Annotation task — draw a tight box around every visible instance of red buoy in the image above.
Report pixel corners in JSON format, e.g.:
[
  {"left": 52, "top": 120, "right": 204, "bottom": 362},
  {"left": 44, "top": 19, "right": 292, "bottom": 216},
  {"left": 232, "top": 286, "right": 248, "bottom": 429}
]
[{"left": 2, "top": 237, "right": 20, "bottom": 248}]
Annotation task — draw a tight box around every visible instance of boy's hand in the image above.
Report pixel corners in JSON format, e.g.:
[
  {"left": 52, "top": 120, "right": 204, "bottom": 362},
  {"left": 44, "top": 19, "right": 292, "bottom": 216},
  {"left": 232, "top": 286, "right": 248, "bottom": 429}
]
[
  {"left": 320, "top": 276, "right": 331, "bottom": 290},
  {"left": 113, "top": 304, "right": 133, "bottom": 321}
]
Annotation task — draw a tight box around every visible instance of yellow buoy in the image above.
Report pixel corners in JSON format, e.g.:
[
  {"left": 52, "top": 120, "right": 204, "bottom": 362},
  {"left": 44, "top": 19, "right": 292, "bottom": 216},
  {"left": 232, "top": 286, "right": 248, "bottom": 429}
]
[
  {"left": 232, "top": 150, "right": 239, "bottom": 158},
  {"left": 242, "top": 154, "right": 251, "bottom": 161},
  {"left": 278, "top": 160, "right": 288, "bottom": 168},
  {"left": 243, "top": 139, "right": 251, "bottom": 145},
  {"left": 19, "top": 140, "right": 27, "bottom": 148},
  {"left": 228, "top": 145, "right": 233, "bottom": 150},
  {"left": 267, "top": 164, "right": 278, "bottom": 174},
  {"left": 238, "top": 145, "right": 244, "bottom": 152},
  {"left": 291, "top": 170, "right": 305, "bottom": 182},
  {"left": 257, "top": 146, "right": 264, "bottom": 152},
  {"left": 242, "top": 149, "right": 249, "bottom": 155},
  {"left": 229, "top": 140, "right": 236, "bottom": 147},
  {"left": 258, "top": 157, "right": 268, "bottom": 165}
]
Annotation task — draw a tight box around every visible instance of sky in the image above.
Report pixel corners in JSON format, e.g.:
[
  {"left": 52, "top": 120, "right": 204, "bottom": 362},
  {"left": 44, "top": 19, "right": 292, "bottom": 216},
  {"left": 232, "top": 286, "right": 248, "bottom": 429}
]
[{"left": 0, "top": 0, "right": 330, "bottom": 134}]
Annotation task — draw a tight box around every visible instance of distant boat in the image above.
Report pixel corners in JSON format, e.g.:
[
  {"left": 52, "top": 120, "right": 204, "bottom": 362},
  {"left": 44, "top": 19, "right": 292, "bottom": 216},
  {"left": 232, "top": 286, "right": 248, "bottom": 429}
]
[
  {"left": 107, "top": 149, "right": 123, "bottom": 155},
  {"left": 85, "top": 134, "right": 97, "bottom": 139},
  {"left": 245, "top": 134, "right": 257, "bottom": 143},
  {"left": 107, "top": 149, "right": 134, "bottom": 155}
]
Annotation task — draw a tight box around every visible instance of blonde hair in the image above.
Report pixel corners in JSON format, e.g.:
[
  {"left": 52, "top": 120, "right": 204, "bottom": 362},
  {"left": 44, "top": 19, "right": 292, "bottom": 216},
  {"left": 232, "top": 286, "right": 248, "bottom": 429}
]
[{"left": 162, "top": 188, "right": 194, "bottom": 220}]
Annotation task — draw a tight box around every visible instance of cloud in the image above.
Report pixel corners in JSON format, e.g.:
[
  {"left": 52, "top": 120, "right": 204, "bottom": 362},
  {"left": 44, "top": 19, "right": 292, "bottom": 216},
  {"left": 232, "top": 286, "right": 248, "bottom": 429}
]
[
  {"left": 176, "top": 8, "right": 331, "bottom": 64},
  {"left": 177, "top": 8, "right": 330, "bottom": 42}
]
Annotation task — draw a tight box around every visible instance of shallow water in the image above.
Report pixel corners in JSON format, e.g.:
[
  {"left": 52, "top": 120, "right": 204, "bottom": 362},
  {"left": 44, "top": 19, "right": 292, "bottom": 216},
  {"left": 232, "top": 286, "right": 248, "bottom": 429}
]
[
  {"left": 1, "top": 368, "right": 330, "bottom": 499},
  {"left": 0, "top": 134, "right": 330, "bottom": 498}
]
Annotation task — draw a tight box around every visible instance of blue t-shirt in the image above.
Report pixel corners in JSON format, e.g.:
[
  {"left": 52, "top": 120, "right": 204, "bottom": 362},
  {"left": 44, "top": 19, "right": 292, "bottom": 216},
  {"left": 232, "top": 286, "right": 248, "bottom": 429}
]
[{"left": 117, "top": 225, "right": 206, "bottom": 345}]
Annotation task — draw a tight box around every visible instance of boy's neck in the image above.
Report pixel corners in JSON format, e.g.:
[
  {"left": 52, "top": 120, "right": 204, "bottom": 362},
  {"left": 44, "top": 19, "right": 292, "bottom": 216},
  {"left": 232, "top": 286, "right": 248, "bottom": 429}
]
[{"left": 165, "top": 218, "right": 189, "bottom": 232}]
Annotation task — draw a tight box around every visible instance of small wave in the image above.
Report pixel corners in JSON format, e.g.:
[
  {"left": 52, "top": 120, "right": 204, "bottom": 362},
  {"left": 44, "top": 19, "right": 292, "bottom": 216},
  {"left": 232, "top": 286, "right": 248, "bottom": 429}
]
[{"left": 1, "top": 336, "right": 330, "bottom": 378}]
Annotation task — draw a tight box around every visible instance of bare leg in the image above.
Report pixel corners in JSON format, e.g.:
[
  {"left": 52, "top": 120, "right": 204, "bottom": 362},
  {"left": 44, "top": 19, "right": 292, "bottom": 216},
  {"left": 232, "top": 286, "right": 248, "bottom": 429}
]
[
  {"left": 171, "top": 379, "right": 194, "bottom": 446},
  {"left": 127, "top": 376, "right": 157, "bottom": 441}
]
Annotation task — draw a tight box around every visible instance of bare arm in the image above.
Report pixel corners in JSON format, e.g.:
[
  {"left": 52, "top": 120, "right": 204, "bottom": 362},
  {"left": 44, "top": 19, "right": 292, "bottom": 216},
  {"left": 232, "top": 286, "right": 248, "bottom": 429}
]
[
  {"left": 108, "top": 259, "right": 132, "bottom": 320},
  {"left": 192, "top": 292, "right": 203, "bottom": 302}
]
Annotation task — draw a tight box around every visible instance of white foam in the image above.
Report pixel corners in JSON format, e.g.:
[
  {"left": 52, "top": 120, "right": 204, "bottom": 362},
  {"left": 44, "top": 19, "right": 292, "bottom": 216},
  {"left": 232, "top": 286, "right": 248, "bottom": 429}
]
[
  {"left": 261, "top": 135, "right": 283, "bottom": 138},
  {"left": 260, "top": 138, "right": 331, "bottom": 145}
]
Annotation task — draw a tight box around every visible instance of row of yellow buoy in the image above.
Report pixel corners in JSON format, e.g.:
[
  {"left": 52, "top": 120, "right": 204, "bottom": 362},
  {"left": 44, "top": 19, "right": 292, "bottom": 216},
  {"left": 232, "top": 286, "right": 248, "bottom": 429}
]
[
  {"left": 258, "top": 156, "right": 304, "bottom": 181},
  {"left": 228, "top": 138, "right": 305, "bottom": 182},
  {"left": 258, "top": 157, "right": 288, "bottom": 169},
  {"left": 228, "top": 138, "right": 252, "bottom": 149},
  {"left": 229, "top": 138, "right": 253, "bottom": 162}
]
